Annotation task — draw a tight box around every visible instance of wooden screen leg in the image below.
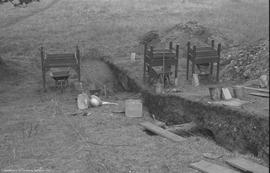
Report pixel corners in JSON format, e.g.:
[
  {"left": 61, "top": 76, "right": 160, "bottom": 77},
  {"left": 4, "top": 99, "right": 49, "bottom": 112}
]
[
  {"left": 210, "top": 63, "right": 213, "bottom": 75},
  {"left": 78, "top": 68, "right": 81, "bottom": 82},
  {"left": 42, "top": 70, "right": 46, "bottom": 92},
  {"left": 192, "top": 63, "right": 195, "bottom": 75},
  {"left": 175, "top": 64, "right": 178, "bottom": 82},
  {"left": 216, "top": 62, "right": 220, "bottom": 82},
  {"left": 186, "top": 59, "right": 189, "bottom": 80},
  {"left": 143, "top": 62, "right": 146, "bottom": 83}
]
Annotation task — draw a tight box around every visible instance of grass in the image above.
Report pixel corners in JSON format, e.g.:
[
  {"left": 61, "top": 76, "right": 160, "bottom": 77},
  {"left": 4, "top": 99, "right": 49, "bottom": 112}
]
[{"left": 0, "top": 0, "right": 268, "bottom": 60}]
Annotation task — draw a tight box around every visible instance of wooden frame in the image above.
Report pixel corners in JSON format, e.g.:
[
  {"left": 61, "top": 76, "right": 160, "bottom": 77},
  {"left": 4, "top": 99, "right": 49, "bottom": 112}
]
[
  {"left": 40, "top": 46, "right": 81, "bottom": 91},
  {"left": 143, "top": 42, "right": 179, "bottom": 87},
  {"left": 186, "top": 40, "right": 221, "bottom": 82}
]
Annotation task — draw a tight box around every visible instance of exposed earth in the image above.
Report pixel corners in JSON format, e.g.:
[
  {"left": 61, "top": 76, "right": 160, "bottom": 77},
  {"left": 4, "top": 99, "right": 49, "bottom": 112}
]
[{"left": 0, "top": 0, "right": 269, "bottom": 172}]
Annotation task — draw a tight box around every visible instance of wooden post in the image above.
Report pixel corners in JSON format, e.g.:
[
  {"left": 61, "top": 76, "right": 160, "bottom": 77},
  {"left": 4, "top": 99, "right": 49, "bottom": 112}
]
[
  {"left": 175, "top": 44, "right": 179, "bottom": 80},
  {"left": 149, "top": 46, "right": 154, "bottom": 83},
  {"left": 169, "top": 41, "right": 173, "bottom": 50},
  {"left": 192, "top": 45, "right": 196, "bottom": 74},
  {"left": 76, "top": 45, "right": 81, "bottom": 82},
  {"left": 211, "top": 40, "right": 215, "bottom": 48},
  {"left": 186, "top": 42, "right": 190, "bottom": 80},
  {"left": 216, "top": 43, "right": 221, "bottom": 82},
  {"left": 143, "top": 44, "right": 147, "bottom": 83},
  {"left": 40, "top": 46, "right": 46, "bottom": 92},
  {"left": 162, "top": 53, "right": 165, "bottom": 88}
]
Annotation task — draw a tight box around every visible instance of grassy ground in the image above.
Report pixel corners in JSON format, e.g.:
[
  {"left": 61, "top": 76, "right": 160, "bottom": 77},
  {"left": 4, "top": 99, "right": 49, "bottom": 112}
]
[{"left": 0, "top": 0, "right": 269, "bottom": 172}]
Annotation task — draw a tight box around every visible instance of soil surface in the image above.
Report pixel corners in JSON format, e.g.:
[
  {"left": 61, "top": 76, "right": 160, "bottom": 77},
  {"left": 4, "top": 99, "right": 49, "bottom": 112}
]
[
  {"left": 1, "top": 57, "right": 265, "bottom": 173},
  {"left": 0, "top": 0, "right": 268, "bottom": 172}
]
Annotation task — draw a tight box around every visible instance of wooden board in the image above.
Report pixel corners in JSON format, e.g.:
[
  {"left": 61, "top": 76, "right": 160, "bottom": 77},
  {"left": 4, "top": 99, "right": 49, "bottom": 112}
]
[
  {"left": 248, "top": 92, "right": 269, "bottom": 98},
  {"left": 244, "top": 86, "right": 269, "bottom": 93},
  {"left": 226, "top": 158, "right": 269, "bottom": 173},
  {"left": 190, "top": 160, "right": 240, "bottom": 173},
  {"left": 166, "top": 122, "right": 197, "bottom": 133},
  {"left": 140, "top": 122, "right": 186, "bottom": 142}
]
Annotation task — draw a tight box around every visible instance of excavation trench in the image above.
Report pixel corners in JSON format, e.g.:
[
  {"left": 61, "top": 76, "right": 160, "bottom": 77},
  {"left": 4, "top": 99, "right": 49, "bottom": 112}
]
[{"left": 98, "top": 56, "right": 269, "bottom": 163}]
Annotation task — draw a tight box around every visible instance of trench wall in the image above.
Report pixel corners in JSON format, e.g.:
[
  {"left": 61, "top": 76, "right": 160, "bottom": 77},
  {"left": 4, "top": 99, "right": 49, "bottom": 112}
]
[{"left": 101, "top": 56, "right": 269, "bottom": 163}]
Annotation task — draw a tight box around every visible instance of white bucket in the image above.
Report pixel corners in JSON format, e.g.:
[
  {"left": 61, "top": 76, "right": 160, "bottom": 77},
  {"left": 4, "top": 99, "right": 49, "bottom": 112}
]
[
  {"left": 77, "top": 93, "right": 89, "bottom": 110},
  {"left": 130, "top": 52, "right": 136, "bottom": 62},
  {"left": 125, "top": 99, "right": 142, "bottom": 118},
  {"left": 192, "top": 74, "right": 199, "bottom": 87}
]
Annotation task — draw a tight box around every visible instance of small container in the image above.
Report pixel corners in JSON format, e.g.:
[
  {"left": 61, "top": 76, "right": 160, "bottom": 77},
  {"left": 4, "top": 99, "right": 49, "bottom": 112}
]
[
  {"left": 174, "top": 78, "right": 179, "bottom": 86},
  {"left": 192, "top": 74, "right": 199, "bottom": 87},
  {"left": 155, "top": 82, "right": 163, "bottom": 94},
  {"left": 233, "top": 85, "right": 244, "bottom": 99},
  {"left": 130, "top": 52, "right": 136, "bottom": 62},
  {"left": 77, "top": 93, "right": 89, "bottom": 110},
  {"left": 125, "top": 99, "right": 143, "bottom": 118},
  {"left": 209, "top": 87, "right": 221, "bottom": 100},
  {"left": 221, "top": 88, "right": 232, "bottom": 100}
]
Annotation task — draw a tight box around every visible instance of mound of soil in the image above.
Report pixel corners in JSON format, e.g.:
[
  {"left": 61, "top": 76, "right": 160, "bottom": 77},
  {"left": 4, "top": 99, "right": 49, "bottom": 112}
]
[
  {"left": 220, "top": 40, "right": 269, "bottom": 81},
  {"left": 138, "top": 21, "right": 269, "bottom": 83}
]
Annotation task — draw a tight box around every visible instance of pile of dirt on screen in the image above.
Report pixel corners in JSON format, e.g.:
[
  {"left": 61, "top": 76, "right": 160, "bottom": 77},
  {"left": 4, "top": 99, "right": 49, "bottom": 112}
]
[{"left": 136, "top": 21, "right": 269, "bottom": 83}]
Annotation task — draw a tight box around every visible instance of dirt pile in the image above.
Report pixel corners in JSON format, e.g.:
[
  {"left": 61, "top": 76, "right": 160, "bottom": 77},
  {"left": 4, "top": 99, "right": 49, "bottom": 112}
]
[
  {"left": 220, "top": 40, "right": 269, "bottom": 81},
  {"left": 160, "top": 21, "right": 235, "bottom": 49},
  {"left": 140, "top": 21, "right": 269, "bottom": 83}
]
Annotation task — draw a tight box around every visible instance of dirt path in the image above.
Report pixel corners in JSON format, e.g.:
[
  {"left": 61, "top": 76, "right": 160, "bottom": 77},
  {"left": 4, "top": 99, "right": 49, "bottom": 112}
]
[{"left": 0, "top": 0, "right": 61, "bottom": 29}]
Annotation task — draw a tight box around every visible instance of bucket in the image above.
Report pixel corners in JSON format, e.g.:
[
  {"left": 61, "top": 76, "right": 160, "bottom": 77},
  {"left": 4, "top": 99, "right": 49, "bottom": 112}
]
[
  {"left": 125, "top": 99, "right": 143, "bottom": 118},
  {"left": 192, "top": 74, "right": 199, "bottom": 87},
  {"left": 232, "top": 85, "right": 244, "bottom": 99},
  {"left": 174, "top": 78, "right": 179, "bottom": 86},
  {"left": 77, "top": 93, "right": 89, "bottom": 110},
  {"left": 155, "top": 82, "right": 163, "bottom": 94},
  {"left": 209, "top": 87, "right": 221, "bottom": 100},
  {"left": 130, "top": 52, "right": 136, "bottom": 62}
]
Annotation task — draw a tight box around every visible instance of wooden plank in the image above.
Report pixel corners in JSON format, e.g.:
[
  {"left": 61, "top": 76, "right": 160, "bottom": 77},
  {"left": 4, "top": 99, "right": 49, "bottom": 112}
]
[
  {"left": 193, "top": 57, "right": 219, "bottom": 64},
  {"left": 244, "top": 87, "right": 269, "bottom": 93},
  {"left": 226, "top": 158, "right": 269, "bottom": 173},
  {"left": 46, "top": 53, "right": 74, "bottom": 59},
  {"left": 166, "top": 122, "right": 197, "bottom": 133},
  {"left": 196, "top": 51, "right": 218, "bottom": 57},
  {"left": 46, "top": 59, "right": 76, "bottom": 64},
  {"left": 190, "top": 160, "right": 240, "bottom": 173},
  {"left": 45, "top": 64, "right": 78, "bottom": 68},
  {"left": 248, "top": 92, "right": 269, "bottom": 98},
  {"left": 140, "top": 121, "right": 186, "bottom": 142}
]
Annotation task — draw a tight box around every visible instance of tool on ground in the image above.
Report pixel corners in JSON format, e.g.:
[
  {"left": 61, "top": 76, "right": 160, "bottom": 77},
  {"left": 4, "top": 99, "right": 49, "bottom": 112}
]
[{"left": 89, "top": 95, "right": 118, "bottom": 107}]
